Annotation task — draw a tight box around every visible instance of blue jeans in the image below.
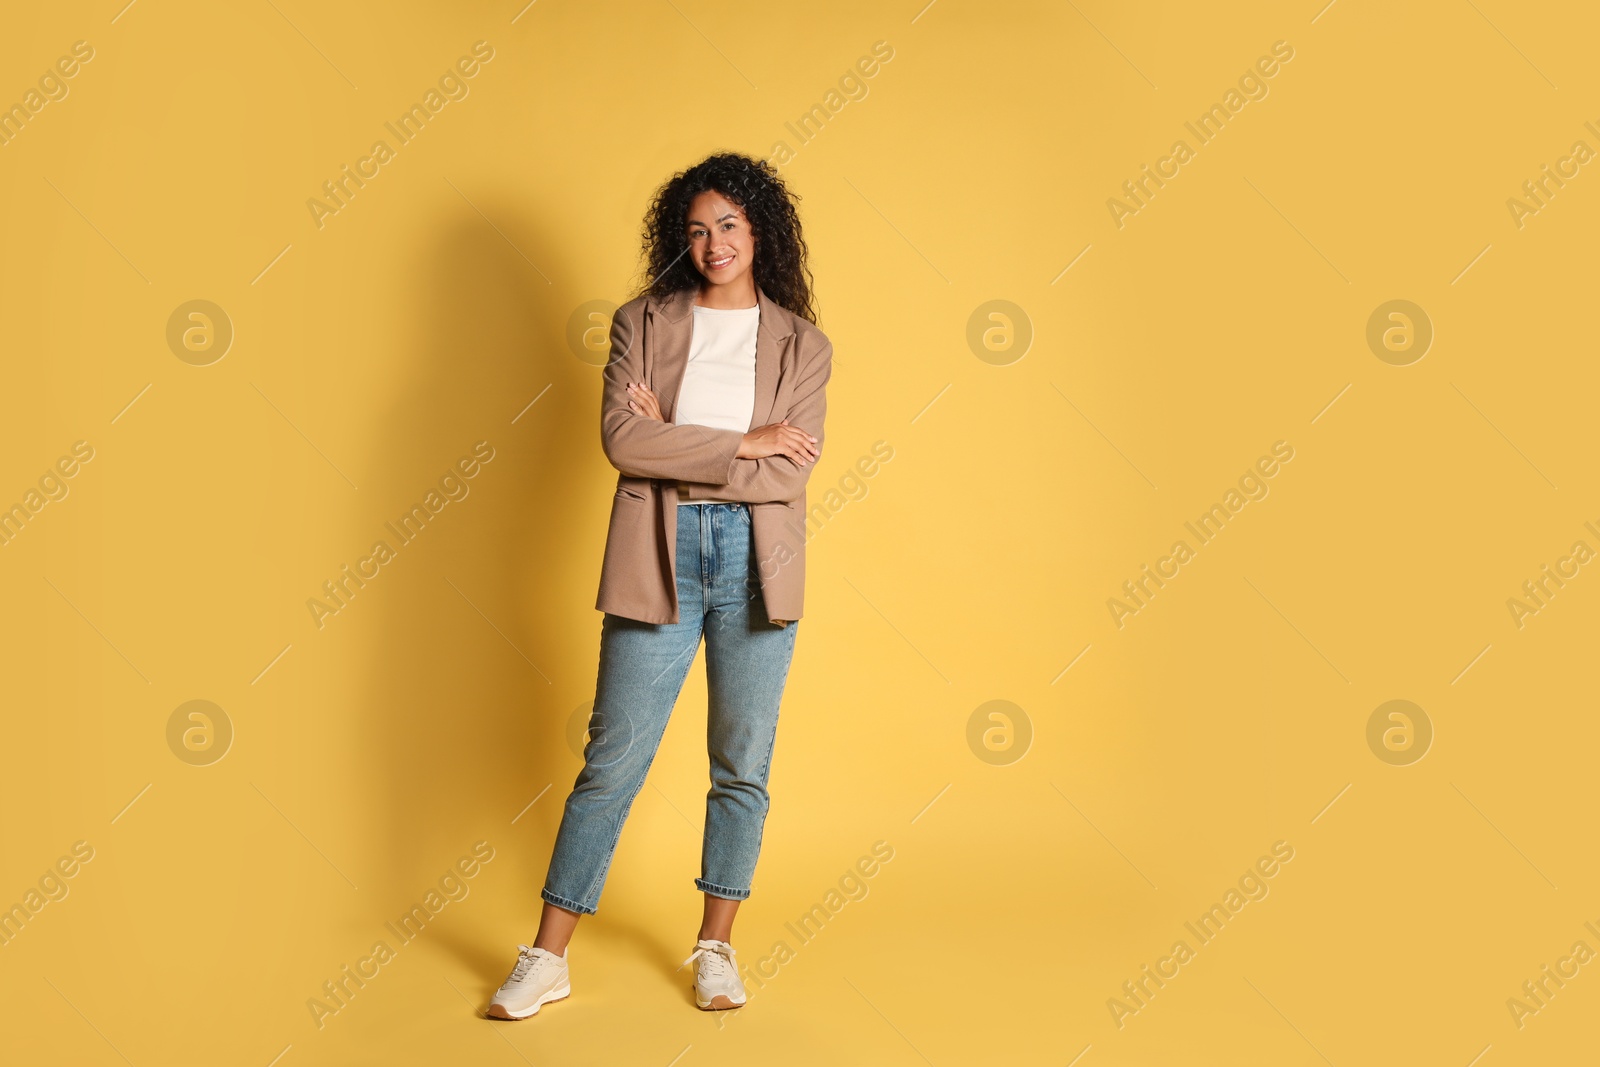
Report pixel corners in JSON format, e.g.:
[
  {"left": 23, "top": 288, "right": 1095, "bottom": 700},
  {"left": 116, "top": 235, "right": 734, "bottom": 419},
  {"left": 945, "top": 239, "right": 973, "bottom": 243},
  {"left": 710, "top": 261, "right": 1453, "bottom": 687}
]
[{"left": 541, "top": 502, "right": 800, "bottom": 915}]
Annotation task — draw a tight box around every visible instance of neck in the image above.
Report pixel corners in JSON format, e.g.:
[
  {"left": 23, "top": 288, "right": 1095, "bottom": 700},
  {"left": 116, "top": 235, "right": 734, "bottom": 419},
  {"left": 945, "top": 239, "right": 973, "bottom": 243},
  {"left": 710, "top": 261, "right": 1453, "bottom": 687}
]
[{"left": 694, "top": 279, "right": 758, "bottom": 310}]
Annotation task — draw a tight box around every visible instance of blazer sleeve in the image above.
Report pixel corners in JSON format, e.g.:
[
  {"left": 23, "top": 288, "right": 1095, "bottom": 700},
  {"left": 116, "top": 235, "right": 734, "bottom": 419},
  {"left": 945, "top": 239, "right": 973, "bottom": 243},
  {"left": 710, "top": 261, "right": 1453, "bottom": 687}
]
[
  {"left": 678, "top": 336, "right": 832, "bottom": 506},
  {"left": 600, "top": 301, "right": 744, "bottom": 484}
]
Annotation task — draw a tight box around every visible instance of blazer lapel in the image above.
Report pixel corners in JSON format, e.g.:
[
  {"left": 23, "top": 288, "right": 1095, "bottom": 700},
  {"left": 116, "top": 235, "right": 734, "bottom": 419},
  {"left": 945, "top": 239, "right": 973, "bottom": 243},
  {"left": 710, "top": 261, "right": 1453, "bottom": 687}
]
[
  {"left": 647, "top": 287, "right": 695, "bottom": 425},
  {"left": 750, "top": 285, "right": 795, "bottom": 431},
  {"left": 647, "top": 284, "right": 794, "bottom": 432}
]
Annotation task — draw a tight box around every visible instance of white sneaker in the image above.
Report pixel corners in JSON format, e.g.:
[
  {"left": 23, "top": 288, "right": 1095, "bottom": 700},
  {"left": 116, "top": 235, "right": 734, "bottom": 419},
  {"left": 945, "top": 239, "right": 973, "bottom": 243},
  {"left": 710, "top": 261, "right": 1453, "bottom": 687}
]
[
  {"left": 487, "top": 945, "right": 571, "bottom": 1019},
  {"left": 678, "top": 938, "right": 747, "bottom": 1010}
]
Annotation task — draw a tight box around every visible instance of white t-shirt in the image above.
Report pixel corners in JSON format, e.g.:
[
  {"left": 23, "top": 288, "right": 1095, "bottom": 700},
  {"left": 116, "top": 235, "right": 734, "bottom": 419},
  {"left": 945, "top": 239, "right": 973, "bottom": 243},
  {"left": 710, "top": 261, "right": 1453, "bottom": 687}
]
[{"left": 674, "top": 303, "right": 758, "bottom": 503}]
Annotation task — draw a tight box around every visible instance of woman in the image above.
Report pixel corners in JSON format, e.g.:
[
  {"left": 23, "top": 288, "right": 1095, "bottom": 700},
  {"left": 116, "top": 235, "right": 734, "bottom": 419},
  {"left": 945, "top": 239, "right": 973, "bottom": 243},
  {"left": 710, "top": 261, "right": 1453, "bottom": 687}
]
[{"left": 488, "top": 152, "right": 833, "bottom": 1019}]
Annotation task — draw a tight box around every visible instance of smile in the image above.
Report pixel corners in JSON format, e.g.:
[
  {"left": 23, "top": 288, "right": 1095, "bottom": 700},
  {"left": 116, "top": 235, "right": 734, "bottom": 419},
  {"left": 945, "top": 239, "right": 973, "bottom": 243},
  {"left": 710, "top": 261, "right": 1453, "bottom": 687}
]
[{"left": 707, "top": 255, "right": 734, "bottom": 269}]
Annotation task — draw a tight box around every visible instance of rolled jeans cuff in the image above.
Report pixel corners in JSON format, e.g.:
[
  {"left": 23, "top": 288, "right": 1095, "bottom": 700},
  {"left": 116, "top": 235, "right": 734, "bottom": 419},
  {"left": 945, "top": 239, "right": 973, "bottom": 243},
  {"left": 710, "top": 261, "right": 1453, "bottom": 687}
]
[
  {"left": 540, "top": 887, "right": 598, "bottom": 916},
  {"left": 695, "top": 877, "right": 751, "bottom": 901}
]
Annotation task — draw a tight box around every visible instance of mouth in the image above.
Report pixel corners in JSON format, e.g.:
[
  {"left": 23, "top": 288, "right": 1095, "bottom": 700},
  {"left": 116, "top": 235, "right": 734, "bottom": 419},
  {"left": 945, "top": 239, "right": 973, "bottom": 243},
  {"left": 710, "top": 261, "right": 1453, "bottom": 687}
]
[{"left": 707, "top": 254, "right": 734, "bottom": 271}]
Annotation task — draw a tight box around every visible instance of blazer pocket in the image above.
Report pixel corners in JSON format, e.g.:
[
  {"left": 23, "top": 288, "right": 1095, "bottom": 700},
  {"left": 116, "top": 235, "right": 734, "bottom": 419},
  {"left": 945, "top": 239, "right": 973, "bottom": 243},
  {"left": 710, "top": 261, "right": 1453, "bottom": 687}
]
[{"left": 615, "top": 484, "right": 649, "bottom": 502}]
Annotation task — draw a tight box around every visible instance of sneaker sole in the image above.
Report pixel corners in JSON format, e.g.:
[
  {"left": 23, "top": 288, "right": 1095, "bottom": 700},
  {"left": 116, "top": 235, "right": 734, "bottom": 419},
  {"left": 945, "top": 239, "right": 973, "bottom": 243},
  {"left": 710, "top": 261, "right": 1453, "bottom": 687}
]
[
  {"left": 695, "top": 992, "right": 745, "bottom": 1011},
  {"left": 486, "top": 984, "right": 571, "bottom": 1020}
]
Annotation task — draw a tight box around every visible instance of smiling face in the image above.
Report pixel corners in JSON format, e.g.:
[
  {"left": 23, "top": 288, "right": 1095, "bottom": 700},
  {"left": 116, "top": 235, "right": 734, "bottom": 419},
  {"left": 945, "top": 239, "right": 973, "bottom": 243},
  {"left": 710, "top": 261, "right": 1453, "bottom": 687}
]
[{"left": 686, "top": 189, "right": 757, "bottom": 301}]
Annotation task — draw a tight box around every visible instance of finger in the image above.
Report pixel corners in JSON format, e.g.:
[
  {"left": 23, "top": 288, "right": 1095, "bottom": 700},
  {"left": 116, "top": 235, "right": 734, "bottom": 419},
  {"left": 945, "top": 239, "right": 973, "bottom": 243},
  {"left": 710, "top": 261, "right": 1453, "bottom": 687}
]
[{"left": 788, "top": 429, "right": 818, "bottom": 457}]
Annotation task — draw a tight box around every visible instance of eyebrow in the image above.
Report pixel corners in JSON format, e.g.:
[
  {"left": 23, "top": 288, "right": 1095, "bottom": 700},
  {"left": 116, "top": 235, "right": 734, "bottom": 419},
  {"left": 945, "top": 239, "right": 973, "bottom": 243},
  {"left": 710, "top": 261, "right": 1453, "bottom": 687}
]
[{"left": 687, "top": 212, "right": 739, "bottom": 227}]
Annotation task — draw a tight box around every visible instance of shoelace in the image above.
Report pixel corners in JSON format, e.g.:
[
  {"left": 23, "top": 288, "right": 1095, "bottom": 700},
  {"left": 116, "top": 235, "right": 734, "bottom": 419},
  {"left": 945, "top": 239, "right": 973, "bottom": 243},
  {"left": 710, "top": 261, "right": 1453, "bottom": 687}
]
[
  {"left": 678, "top": 940, "right": 735, "bottom": 979},
  {"left": 508, "top": 945, "right": 547, "bottom": 984}
]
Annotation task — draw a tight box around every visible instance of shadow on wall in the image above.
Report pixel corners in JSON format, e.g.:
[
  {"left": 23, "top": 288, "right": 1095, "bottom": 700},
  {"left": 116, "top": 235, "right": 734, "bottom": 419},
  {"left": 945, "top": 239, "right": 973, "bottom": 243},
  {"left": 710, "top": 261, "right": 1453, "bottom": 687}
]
[
  {"left": 349, "top": 208, "right": 617, "bottom": 981},
  {"left": 334, "top": 204, "right": 540, "bottom": 972}
]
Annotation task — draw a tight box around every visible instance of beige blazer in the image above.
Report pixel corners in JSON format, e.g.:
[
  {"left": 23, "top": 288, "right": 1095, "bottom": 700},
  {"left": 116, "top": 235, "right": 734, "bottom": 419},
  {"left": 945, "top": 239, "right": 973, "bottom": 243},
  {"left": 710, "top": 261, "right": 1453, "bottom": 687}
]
[{"left": 594, "top": 284, "right": 833, "bottom": 626}]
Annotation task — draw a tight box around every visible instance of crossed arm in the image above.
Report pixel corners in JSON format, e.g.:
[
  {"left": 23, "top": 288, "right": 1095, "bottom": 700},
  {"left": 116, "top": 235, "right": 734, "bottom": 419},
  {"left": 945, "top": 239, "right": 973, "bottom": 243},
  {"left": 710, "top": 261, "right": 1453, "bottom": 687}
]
[
  {"left": 599, "top": 302, "right": 832, "bottom": 505},
  {"left": 599, "top": 304, "right": 745, "bottom": 485}
]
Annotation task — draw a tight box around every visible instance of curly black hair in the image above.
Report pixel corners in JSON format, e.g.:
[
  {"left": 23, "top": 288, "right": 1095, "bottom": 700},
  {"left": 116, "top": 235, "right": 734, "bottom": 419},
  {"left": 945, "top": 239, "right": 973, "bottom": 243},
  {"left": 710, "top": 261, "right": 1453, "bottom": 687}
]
[{"left": 632, "top": 151, "right": 818, "bottom": 325}]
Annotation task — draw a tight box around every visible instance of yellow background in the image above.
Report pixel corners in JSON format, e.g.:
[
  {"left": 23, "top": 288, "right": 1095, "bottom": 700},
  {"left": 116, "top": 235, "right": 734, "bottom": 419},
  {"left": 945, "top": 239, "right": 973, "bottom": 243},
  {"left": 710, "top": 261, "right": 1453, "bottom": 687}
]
[{"left": 3, "top": 1, "right": 1597, "bottom": 1064}]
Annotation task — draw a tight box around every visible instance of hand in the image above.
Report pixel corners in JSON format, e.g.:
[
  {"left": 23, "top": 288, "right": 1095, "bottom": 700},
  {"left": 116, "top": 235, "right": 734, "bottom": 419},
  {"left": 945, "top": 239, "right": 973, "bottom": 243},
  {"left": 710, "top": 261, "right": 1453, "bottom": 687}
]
[
  {"left": 625, "top": 381, "right": 665, "bottom": 422},
  {"left": 738, "top": 419, "right": 819, "bottom": 466}
]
